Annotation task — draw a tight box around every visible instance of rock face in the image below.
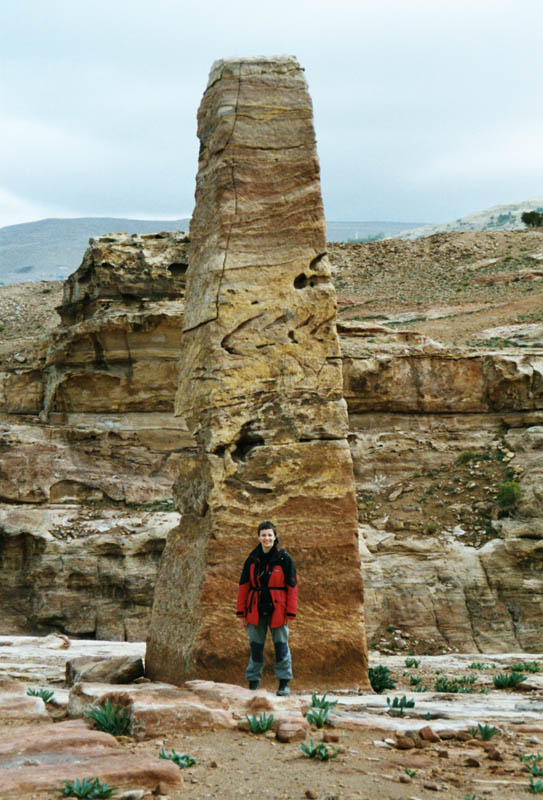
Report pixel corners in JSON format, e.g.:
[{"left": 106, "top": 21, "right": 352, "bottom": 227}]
[
  {"left": 342, "top": 324, "right": 543, "bottom": 653},
  {"left": 0, "top": 233, "right": 191, "bottom": 639},
  {"left": 146, "top": 57, "right": 368, "bottom": 687}
]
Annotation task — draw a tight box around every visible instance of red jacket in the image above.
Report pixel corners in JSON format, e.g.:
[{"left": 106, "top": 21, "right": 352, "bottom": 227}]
[{"left": 236, "top": 542, "right": 297, "bottom": 628}]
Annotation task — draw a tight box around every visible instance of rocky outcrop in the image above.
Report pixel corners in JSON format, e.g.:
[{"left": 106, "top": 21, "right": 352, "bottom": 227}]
[
  {"left": 342, "top": 324, "right": 543, "bottom": 654},
  {"left": 146, "top": 57, "right": 368, "bottom": 688}
]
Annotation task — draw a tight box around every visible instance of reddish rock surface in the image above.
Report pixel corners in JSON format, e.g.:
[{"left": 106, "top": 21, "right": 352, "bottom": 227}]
[{"left": 146, "top": 57, "right": 368, "bottom": 689}]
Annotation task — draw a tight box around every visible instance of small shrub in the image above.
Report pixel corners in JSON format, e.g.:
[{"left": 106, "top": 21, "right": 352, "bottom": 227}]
[
  {"left": 457, "top": 450, "right": 477, "bottom": 465},
  {"left": 27, "top": 687, "right": 54, "bottom": 702},
  {"left": 425, "top": 522, "right": 437, "bottom": 534},
  {"left": 55, "top": 777, "right": 118, "bottom": 798},
  {"left": 300, "top": 738, "right": 338, "bottom": 761},
  {"left": 310, "top": 691, "right": 337, "bottom": 711},
  {"left": 531, "top": 765, "right": 543, "bottom": 778},
  {"left": 306, "top": 707, "right": 330, "bottom": 728},
  {"left": 84, "top": 699, "right": 131, "bottom": 736},
  {"left": 159, "top": 746, "right": 196, "bottom": 768},
  {"left": 404, "top": 767, "right": 417, "bottom": 778},
  {"left": 529, "top": 777, "right": 543, "bottom": 794},
  {"left": 369, "top": 665, "right": 395, "bottom": 693},
  {"left": 245, "top": 711, "right": 274, "bottom": 733},
  {"left": 493, "top": 672, "right": 525, "bottom": 689},
  {"left": 468, "top": 662, "right": 487, "bottom": 670},
  {"left": 404, "top": 658, "right": 420, "bottom": 668},
  {"left": 409, "top": 675, "right": 422, "bottom": 687},
  {"left": 512, "top": 661, "right": 540, "bottom": 673},
  {"left": 496, "top": 480, "right": 521, "bottom": 509}
]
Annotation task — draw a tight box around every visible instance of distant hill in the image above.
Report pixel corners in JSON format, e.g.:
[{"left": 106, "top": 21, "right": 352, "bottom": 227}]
[
  {"left": 397, "top": 199, "right": 543, "bottom": 240},
  {"left": 0, "top": 217, "right": 427, "bottom": 285}
]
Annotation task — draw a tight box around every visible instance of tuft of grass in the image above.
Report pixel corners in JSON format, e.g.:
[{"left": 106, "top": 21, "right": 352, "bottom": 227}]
[
  {"left": 404, "top": 657, "right": 420, "bottom": 668},
  {"left": 27, "top": 687, "right": 54, "bottom": 702},
  {"left": 529, "top": 777, "right": 543, "bottom": 794},
  {"left": 468, "top": 662, "right": 489, "bottom": 670},
  {"left": 300, "top": 738, "right": 338, "bottom": 761},
  {"left": 457, "top": 450, "right": 477, "bottom": 465},
  {"left": 159, "top": 746, "right": 196, "bottom": 768},
  {"left": 409, "top": 675, "right": 422, "bottom": 687},
  {"left": 434, "top": 676, "right": 477, "bottom": 693},
  {"left": 55, "top": 777, "right": 118, "bottom": 798},
  {"left": 306, "top": 707, "right": 330, "bottom": 728},
  {"left": 245, "top": 711, "right": 274, "bottom": 733},
  {"left": 493, "top": 672, "right": 526, "bottom": 689},
  {"left": 404, "top": 767, "right": 417, "bottom": 778},
  {"left": 369, "top": 665, "right": 395, "bottom": 693},
  {"left": 476, "top": 723, "right": 500, "bottom": 740},
  {"left": 512, "top": 661, "right": 540, "bottom": 673},
  {"left": 310, "top": 691, "right": 337, "bottom": 712},
  {"left": 84, "top": 699, "right": 131, "bottom": 737}
]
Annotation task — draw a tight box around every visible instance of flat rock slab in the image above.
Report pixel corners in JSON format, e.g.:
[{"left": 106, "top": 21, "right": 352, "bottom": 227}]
[
  {"left": 0, "top": 678, "right": 49, "bottom": 722},
  {"left": 0, "top": 720, "right": 181, "bottom": 796},
  {"left": 68, "top": 679, "right": 306, "bottom": 738}
]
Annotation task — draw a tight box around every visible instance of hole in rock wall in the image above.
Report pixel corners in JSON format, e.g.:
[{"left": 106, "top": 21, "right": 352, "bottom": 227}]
[{"left": 168, "top": 263, "right": 188, "bottom": 277}]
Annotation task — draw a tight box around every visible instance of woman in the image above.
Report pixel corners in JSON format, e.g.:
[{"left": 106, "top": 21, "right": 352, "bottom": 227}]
[{"left": 236, "top": 521, "right": 298, "bottom": 695}]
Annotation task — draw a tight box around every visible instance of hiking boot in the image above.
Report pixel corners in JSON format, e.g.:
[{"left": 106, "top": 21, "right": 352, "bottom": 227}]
[
  {"left": 248, "top": 680, "right": 259, "bottom": 690},
  {"left": 276, "top": 679, "right": 290, "bottom": 696}
]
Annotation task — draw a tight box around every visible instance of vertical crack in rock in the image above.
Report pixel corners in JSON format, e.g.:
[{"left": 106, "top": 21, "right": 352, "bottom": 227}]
[{"left": 146, "top": 56, "right": 369, "bottom": 687}]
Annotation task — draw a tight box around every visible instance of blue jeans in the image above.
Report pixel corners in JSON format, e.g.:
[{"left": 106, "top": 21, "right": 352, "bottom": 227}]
[{"left": 245, "top": 615, "right": 292, "bottom": 682}]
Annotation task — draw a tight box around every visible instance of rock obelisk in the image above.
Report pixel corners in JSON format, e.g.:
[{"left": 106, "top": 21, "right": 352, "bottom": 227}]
[{"left": 146, "top": 57, "right": 368, "bottom": 687}]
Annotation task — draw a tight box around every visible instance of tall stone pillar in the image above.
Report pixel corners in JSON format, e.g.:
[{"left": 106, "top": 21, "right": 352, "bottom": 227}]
[{"left": 146, "top": 57, "right": 368, "bottom": 688}]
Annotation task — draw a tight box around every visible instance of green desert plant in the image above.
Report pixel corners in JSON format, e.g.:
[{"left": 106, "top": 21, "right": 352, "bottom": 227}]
[
  {"left": 477, "top": 723, "right": 500, "bottom": 740},
  {"left": 530, "top": 765, "right": 543, "bottom": 778},
  {"left": 493, "top": 671, "right": 526, "bottom": 689},
  {"left": 386, "top": 695, "right": 415, "bottom": 716},
  {"left": 245, "top": 711, "right": 274, "bottom": 733},
  {"left": 27, "top": 687, "right": 54, "bottom": 702},
  {"left": 529, "top": 777, "right": 543, "bottom": 794},
  {"left": 306, "top": 707, "right": 330, "bottom": 728},
  {"left": 55, "top": 777, "right": 118, "bottom": 798},
  {"left": 457, "top": 450, "right": 477, "bottom": 465},
  {"left": 409, "top": 675, "right": 422, "bottom": 687},
  {"left": 300, "top": 738, "right": 338, "bottom": 761},
  {"left": 496, "top": 480, "right": 521, "bottom": 509},
  {"left": 521, "top": 753, "right": 543, "bottom": 765},
  {"left": 310, "top": 691, "right": 337, "bottom": 711},
  {"left": 368, "top": 665, "right": 396, "bottom": 693},
  {"left": 84, "top": 699, "right": 131, "bottom": 736},
  {"left": 434, "top": 675, "right": 478, "bottom": 693},
  {"left": 159, "top": 746, "right": 196, "bottom": 768},
  {"left": 512, "top": 661, "right": 540, "bottom": 673},
  {"left": 404, "top": 767, "right": 417, "bottom": 778},
  {"left": 404, "top": 657, "right": 420, "bottom": 668}
]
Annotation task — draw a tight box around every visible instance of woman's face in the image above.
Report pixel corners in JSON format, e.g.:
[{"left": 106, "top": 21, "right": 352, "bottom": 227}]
[{"left": 258, "top": 527, "right": 276, "bottom": 553}]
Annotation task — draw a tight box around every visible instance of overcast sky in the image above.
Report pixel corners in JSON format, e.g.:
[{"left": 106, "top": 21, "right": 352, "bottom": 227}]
[{"left": 2, "top": 0, "right": 543, "bottom": 229}]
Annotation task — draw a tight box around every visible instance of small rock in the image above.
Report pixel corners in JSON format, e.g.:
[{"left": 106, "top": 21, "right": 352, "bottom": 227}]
[
  {"left": 455, "top": 730, "right": 472, "bottom": 741},
  {"left": 420, "top": 726, "right": 441, "bottom": 743},
  {"left": 399, "top": 774, "right": 412, "bottom": 783},
  {"left": 436, "top": 730, "right": 456, "bottom": 740},
  {"left": 465, "top": 756, "right": 480, "bottom": 767},
  {"left": 487, "top": 748, "right": 503, "bottom": 761},
  {"left": 395, "top": 734, "right": 415, "bottom": 750},
  {"left": 529, "top": 736, "right": 540, "bottom": 744},
  {"left": 209, "top": 760, "right": 218, "bottom": 768},
  {"left": 372, "top": 739, "right": 392, "bottom": 748},
  {"left": 118, "top": 792, "right": 145, "bottom": 800},
  {"left": 153, "top": 783, "right": 170, "bottom": 796},
  {"left": 423, "top": 782, "right": 441, "bottom": 791},
  {"left": 305, "top": 790, "right": 318, "bottom": 799},
  {"left": 322, "top": 731, "right": 340, "bottom": 743},
  {"left": 437, "top": 749, "right": 449, "bottom": 758}
]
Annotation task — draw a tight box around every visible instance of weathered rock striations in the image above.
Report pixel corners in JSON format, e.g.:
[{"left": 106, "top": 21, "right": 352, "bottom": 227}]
[
  {"left": 146, "top": 57, "right": 368, "bottom": 687},
  {"left": 0, "top": 233, "right": 191, "bottom": 639}
]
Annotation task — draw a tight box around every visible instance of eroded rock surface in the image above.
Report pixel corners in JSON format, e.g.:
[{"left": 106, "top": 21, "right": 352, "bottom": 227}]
[{"left": 146, "top": 57, "right": 368, "bottom": 687}]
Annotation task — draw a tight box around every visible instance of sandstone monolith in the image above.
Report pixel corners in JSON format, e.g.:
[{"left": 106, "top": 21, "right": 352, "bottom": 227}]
[{"left": 146, "top": 56, "right": 368, "bottom": 688}]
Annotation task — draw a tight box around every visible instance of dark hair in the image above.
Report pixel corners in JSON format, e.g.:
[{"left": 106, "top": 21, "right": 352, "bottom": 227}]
[{"left": 258, "top": 521, "right": 277, "bottom": 535}]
